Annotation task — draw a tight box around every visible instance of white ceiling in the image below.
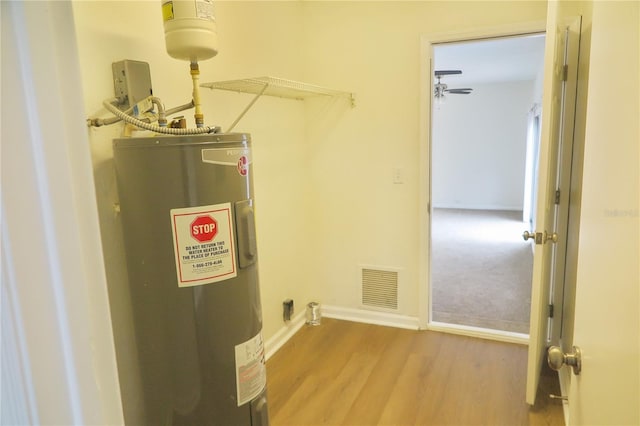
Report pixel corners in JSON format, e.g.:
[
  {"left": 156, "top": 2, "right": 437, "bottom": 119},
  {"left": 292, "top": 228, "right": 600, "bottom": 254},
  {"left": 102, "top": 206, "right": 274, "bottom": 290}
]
[{"left": 433, "top": 34, "right": 546, "bottom": 87}]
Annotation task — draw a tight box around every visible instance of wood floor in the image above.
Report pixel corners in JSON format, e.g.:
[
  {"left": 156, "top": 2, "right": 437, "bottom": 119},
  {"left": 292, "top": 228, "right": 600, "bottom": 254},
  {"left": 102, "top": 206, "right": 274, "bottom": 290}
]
[{"left": 266, "top": 319, "right": 564, "bottom": 426}]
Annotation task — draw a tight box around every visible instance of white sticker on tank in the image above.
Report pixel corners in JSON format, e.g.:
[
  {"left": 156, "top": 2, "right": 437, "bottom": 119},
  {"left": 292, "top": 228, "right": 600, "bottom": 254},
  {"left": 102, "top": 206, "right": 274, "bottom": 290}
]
[
  {"left": 234, "top": 332, "right": 266, "bottom": 407},
  {"left": 170, "top": 202, "right": 237, "bottom": 287},
  {"left": 195, "top": 0, "right": 215, "bottom": 21}
]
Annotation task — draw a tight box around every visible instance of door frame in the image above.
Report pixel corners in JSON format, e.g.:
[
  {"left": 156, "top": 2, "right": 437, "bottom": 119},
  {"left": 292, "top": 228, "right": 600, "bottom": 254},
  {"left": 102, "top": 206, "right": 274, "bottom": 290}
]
[
  {"left": 417, "top": 20, "right": 547, "bottom": 344},
  {"left": 1, "top": 1, "right": 123, "bottom": 423}
]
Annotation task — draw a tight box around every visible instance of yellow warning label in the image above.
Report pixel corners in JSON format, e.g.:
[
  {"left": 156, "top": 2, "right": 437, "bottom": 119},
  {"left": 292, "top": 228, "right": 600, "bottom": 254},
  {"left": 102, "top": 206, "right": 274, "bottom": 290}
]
[{"left": 162, "top": 1, "right": 174, "bottom": 21}]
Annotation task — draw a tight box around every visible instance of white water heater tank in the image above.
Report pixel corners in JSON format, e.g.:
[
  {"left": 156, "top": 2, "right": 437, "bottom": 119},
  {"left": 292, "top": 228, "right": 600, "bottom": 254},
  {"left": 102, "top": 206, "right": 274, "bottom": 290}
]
[{"left": 162, "top": 0, "right": 218, "bottom": 62}]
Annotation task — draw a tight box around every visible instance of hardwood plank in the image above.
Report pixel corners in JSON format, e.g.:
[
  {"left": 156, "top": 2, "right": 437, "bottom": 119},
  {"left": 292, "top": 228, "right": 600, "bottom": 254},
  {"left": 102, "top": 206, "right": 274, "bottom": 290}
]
[
  {"left": 267, "top": 319, "right": 354, "bottom": 413},
  {"left": 340, "top": 328, "right": 418, "bottom": 425},
  {"left": 377, "top": 352, "right": 434, "bottom": 425},
  {"left": 295, "top": 351, "right": 378, "bottom": 425},
  {"left": 269, "top": 320, "right": 392, "bottom": 424},
  {"left": 266, "top": 319, "right": 565, "bottom": 425}
]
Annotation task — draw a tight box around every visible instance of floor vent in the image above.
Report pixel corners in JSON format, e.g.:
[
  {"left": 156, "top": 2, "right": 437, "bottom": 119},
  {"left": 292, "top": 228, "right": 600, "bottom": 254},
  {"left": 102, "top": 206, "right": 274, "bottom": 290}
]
[{"left": 361, "top": 267, "right": 398, "bottom": 311}]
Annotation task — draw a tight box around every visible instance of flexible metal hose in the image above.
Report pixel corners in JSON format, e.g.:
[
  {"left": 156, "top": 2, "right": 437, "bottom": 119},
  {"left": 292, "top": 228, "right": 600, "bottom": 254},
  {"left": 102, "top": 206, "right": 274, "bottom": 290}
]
[{"left": 102, "top": 99, "right": 218, "bottom": 135}]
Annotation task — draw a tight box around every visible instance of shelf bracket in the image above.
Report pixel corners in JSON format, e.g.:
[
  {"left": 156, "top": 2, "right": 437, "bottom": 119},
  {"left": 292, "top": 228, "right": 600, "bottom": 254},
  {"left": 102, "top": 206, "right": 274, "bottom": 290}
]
[{"left": 227, "top": 83, "right": 268, "bottom": 132}]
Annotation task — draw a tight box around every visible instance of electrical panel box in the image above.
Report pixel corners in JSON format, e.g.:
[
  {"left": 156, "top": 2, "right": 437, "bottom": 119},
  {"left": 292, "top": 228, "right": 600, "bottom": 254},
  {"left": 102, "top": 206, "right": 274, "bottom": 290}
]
[{"left": 112, "top": 59, "right": 153, "bottom": 110}]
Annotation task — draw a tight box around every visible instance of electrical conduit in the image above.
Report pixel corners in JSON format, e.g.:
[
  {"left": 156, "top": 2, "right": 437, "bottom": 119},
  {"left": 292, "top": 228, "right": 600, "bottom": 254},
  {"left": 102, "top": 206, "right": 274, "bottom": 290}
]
[{"left": 102, "top": 99, "right": 218, "bottom": 135}]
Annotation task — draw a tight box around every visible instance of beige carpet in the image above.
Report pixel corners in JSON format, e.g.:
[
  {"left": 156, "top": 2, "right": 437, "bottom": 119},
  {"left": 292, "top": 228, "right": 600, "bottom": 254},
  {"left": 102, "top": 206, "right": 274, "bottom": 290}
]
[{"left": 431, "top": 208, "right": 533, "bottom": 334}]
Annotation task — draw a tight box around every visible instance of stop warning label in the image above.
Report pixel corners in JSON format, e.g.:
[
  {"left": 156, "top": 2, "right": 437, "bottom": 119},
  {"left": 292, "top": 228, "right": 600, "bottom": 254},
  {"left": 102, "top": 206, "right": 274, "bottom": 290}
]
[
  {"left": 170, "top": 203, "right": 237, "bottom": 287},
  {"left": 190, "top": 215, "right": 218, "bottom": 242}
]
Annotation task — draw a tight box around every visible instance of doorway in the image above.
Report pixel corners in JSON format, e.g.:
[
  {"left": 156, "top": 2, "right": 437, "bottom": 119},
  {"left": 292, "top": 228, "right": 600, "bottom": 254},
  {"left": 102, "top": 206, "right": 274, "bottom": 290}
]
[{"left": 423, "top": 32, "right": 546, "bottom": 340}]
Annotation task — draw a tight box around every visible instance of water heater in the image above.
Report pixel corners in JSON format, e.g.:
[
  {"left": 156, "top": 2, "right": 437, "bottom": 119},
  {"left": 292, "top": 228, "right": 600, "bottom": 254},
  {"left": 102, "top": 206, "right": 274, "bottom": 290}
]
[{"left": 113, "top": 133, "right": 268, "bottom": 425}]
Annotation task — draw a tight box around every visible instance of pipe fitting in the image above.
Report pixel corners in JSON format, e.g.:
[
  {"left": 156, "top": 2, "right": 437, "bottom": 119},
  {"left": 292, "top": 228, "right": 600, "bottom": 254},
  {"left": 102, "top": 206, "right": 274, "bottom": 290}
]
[
  {"left": 102, "top": 98, "right": 217, "bottom": 135},
  {"left": 194, "top": 113, "right": 204, "bottom": 128},
  {"left": 190, "top": 62, "right": 205, "bottom": 127}
]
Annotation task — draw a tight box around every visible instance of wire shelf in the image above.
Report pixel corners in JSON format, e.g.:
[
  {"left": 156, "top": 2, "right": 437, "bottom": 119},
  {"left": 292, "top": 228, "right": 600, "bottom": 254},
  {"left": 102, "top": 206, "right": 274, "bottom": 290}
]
[{"left": 201, "top": 76, "right": 355, "bottom": 104}]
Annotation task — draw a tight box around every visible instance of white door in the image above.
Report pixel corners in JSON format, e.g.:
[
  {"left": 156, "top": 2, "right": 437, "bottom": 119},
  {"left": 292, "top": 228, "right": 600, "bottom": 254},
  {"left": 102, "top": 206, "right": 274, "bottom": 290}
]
[
  {"left": 566, "top": 2, "right": 639, "bottom": 424},
  {"left": 525, "top": 9, "right": 581, "bottom": 405}
]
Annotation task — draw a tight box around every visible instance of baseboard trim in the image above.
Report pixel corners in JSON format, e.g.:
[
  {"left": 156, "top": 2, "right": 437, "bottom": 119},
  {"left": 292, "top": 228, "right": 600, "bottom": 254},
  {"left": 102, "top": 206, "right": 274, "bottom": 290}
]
[
  {"left": 264, "top": 308, "right": 528, "bottom": 360},
  {"left": 264, "top": 310, "right": 306, "bottom": 361},
  {"left": 432, "top": 204, "right": 523, "bottom": 212},
  {"left": 321, "top": 305, "right": 420, "bottom": 330},
  {"left": 427, "top": 321, "right": 529, "bottom": 345}
]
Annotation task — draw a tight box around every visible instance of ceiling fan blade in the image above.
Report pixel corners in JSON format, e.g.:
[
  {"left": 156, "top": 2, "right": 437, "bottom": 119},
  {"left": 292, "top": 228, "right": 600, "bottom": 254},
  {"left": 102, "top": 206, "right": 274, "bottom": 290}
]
[{"left": 434, "top": 70, "right": 462, "bottom": 77}]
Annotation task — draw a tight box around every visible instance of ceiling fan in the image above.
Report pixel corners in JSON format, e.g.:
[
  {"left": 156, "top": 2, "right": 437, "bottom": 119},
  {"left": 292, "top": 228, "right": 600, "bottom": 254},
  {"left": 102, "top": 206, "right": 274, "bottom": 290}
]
[{"left": 434, "top": 70, "right": 473, "bottom": 99}]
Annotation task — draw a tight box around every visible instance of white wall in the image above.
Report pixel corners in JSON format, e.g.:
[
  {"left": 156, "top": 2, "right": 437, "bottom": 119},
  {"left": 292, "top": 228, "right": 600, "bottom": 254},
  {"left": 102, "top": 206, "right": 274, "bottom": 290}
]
[
  {"left": 302, "top": 1, "right": 547, "bottom": 315},
  {"left": 432, "top": 80, "right": 534, "bottom": 211},
  {"left": 531, "top": 54, "right": 546, "bottom": 105}
]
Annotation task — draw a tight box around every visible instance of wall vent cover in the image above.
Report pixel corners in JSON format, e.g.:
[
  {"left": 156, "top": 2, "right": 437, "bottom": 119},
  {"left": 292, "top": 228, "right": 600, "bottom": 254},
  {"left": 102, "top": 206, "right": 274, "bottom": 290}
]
[{"left": 361, "top": 267, "right": 398, "bottom": 311}]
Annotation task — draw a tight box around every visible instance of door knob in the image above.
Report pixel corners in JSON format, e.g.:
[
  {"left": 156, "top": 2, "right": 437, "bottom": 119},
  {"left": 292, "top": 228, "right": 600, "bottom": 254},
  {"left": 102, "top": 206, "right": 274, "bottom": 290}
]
[
  {"left": 523, "top": 230, "right": 542, "bottom": 244},
  {"left": 547, "top": 345, "right": 582, "bottom": 375},
  {"left": 523, "top": 230, "right": 558, "bottom": 245}
]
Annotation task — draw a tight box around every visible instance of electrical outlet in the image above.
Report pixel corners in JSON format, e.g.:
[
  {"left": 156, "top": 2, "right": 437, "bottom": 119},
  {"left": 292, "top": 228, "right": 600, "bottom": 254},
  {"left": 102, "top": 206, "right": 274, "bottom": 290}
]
[
  {"left": 393, "top": 167, "right": 404, "bottom": 184},
  {"left": 283, "top": 299, "right": 294, "bottom": 322}
]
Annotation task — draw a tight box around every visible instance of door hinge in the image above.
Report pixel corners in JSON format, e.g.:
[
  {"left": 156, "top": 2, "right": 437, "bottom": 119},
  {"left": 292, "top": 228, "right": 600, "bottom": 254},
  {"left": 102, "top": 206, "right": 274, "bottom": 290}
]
[
  {"left": 555, "top": 189, "right": 561, "bottom": 205},
  {"left": 548, "top": 304, "right": 555, "bottom": 318},
  {"left": 562, "top": 64, "right": 569, "bottom": 81}
]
